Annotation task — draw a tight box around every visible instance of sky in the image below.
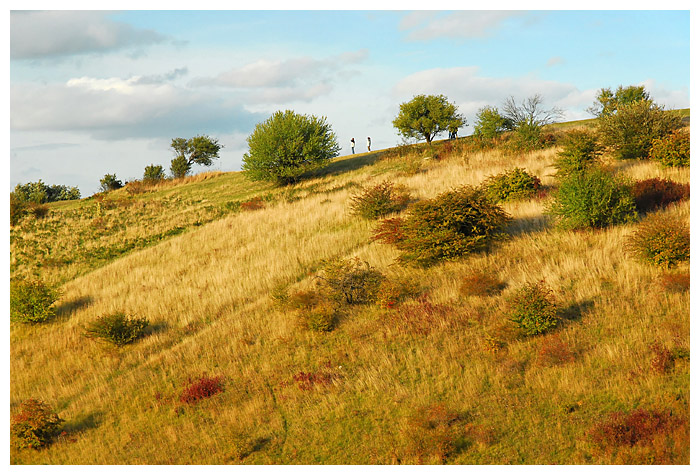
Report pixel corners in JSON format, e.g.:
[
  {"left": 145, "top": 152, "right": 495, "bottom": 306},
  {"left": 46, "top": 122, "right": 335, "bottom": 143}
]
[{"left": 8, "top": 5, "right": 693, "bottom": 196}]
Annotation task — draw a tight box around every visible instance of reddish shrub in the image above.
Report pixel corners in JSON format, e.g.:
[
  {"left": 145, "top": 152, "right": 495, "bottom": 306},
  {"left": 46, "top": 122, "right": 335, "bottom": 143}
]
[
  {"left": 459, "top": 271, "right": 506, "bottom": 297},
  {"left": 292, "top": 363, "right": 340, "bottom": 391},
  {"left": 240, "top": 196, "right": 265, "bottom": 211},
  {"left": 400, "top": 404, "right": 472, "bottom": 464},
  {"left": 388, "top": 298, "right": 457, "bottom": 335},
  {"left": 631, "top": 178, "right": 689, "bottom": 214},
  {"left": 649, "top": 343, "right": 674, "bottom": 374},
  {"left": 180, "top": 375, "right": 225, "bottom": 404},
  {"left": 589, "top": 408, "right": 680, "bottom": 449},
  {"left": 371, "top": 217, "right": 405, "bottom": 245},
  {"left": 11, "top": 399, "right": 64, "bottom": 449},
  {"left": 658, "top": 271, "right": 689, "bottom": 292},
  {"left": 536, "top": 334, "right": 574, "bottom": 366}
]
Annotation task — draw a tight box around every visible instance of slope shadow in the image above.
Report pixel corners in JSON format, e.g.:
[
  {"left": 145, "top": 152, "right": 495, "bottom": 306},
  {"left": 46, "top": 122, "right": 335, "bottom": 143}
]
[
  {"left": 61, "top": 411, "right": 104, "bottom": 436},
  {"left": 305, "top": 152, "right": 383, "bottom": 179},
  {"left": 504, "top": 214, "right": 551, "bottom": 238},
  {"left": 54, "top": 296, "right": 93, "bottom": 320},
  {"left": 559, "top": 299, "right": 595, "bottom": 323}
]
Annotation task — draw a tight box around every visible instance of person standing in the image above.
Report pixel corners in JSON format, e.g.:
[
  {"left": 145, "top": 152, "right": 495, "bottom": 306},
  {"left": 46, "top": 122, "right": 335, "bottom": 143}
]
[
  {"left": 367, "top": 136, "right": 371, "bottom": 152},
  {"left": 351, "top": 138, "right": 355, "bottom": 154}
]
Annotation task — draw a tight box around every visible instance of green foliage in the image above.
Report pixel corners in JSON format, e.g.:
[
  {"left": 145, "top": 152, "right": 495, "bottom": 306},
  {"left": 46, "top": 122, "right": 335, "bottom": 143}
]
[
  {"left": 598, "top": 100, "right": 684, "bottom": 160},
  {"left": 627, "top": 214, "right": 689, "bottom": 268},
  {"left": 243, "top": 110, "right": 340, "bottom": 185},
  {"left": 143, "top": 164, "right": 166, "bottom": 182},
  {"left": 374, "top": 186, "right": 511, "bottom": 267},
  {"left": 10, "top": 192, "right": 28, "bottom": 226},
  {"left": 507, "top": 281, "right": 559, "bottom": 336},
  {"left": 587, "top": 85, "right": 651, "bottom": 117},
  {"left": 473, "top": 106, "right": 512, "bottom": 139},
  {"left": 170, "top": 135, "right": 222, "bottom": 178},
  {"left": 648, "top": 129, "right": 690, "bottom": 167},
  {"left": 84, "top": 313, "right": 149, "bottom": 345},
  {"left": 318, "top": 257, "right": 384, "bottom": 305},
  {"left": 10, "top": 279, "right": 59, "bottom": 324},
  {"left": 349, "top": 180, "right": 411, "bottom": 219},
  {"left": 481, "top": 167, "right": 542, "bottom": 203},
  {"left": 392, "top": 94, "right": 466, "bottom": 144},
  {"left": 547, "top": 167, "right": 638, "bottom": 230},
  {"left": 13, "top": 180, "right": 80, "bottom": 204},
  {"left": 286, "top": 290, "right": 337, "bottom": 332},
  {"left": 11, "top": 399, "right": 63, "bottom": 449},
  {"left": 500, "top": 95, "right": 562, "bottom": 152},
  {"left": 554, "top": 129, "right": 603, "bottom": 177},
  {"left": 99, "top": 174, "right": 123, "bottom": 192}
]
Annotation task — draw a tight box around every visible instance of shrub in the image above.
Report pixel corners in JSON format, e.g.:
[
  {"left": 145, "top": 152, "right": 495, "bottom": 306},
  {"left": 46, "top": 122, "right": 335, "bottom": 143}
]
[
  {"left": 10, "top": 191, "right": 28, "bottom": 226},
  {"left": 648, "top": 129, "right": 690, "bottom": 167},
  {"left": 657, "top": 271, "right": 690, "bottom": 293},
  {"left": 84, "top": 313, "right": 149, "bottom": 345},
  {"left": 536, "top": 334, "right": 574, "bottom": 366},
  {"left": 11, "top": 399, "right": 63, "bottom": 449},
  {"left": 589, "top": 408, "right": 678, "bottom": 449},
  {"left": 631, "top": 178, "right": 689, "bottom": 214},
  {"left": 554, "top": 129, "right": 602, "bottom": 177},
  {"left": 243, "top": 110, "right": 341, "bottom": 185},
  {"left": 349, "top": 181, "right": 411, "bottom": 219},
  {"left": 10, "top": 279, "right": 59, "bottom": 324},
  {"left": 459, "top": 271, "right": 506, "bottom": 297},
  {"left": 373, "top": 186, "right": 511, "bottom": 267},
  {"left": 292, "top": 363, "right": 340, "bottom": 391},
  {"left": 473, "top": 106, "right": 511, "bottom": 139},
  {"left": 388, "top": 298, "right": 456, "bottom": 336},
  {"left": 29, "top": 203, "right": 50, "bottom": 219},
  {"left": 99, "top": 173, "right": 123, "bottom": 192},
  {"left": 627, "top": 214, "right": 689, "bottom": 268},
  {"left": 180, "top": 375, "right": 225, "bottom": 404},
  {"left": 481, "top": 167, "right": 542, "bottom": 203},
  {"left": 374, "top": 277, "right": 422, "bottom": 309},
  {"left": 240, "top": 196, "right": 266, "bottom": 211},
  {"left": 143, "top": 164, "right": 166, "bottom": 182},
  {"left": 317, "top": 257, "right": 384, "bottom": 305},
  {"left": 598, "top": 100, "right": 684, "bottom": 160},
  {"left": 399, "top": 404, "right": 470, "bottom": 464},
  {"left": 547, "top": 167, "right": 637, "bottom": 230},
  {"left": 286, "top": 290, "right": 337, "bottom": 332},
  {"left": 507, "top": 281, "right": 558, "bottom": 336}
]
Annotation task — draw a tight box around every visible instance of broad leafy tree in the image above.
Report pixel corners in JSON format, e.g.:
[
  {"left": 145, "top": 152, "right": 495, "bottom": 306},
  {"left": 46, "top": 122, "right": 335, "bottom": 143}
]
[
  {"left": 170, "top": 135, "right": 222, "bottom": 178},
  {"left": 99, "top": 174, "right": 123, "bottom": 192},
  {"left": 587, "top": 85, "right": 651, "bottom": 118},
  {"left": 243, "top": 110, "right": 341, "bottom": 185},
  {"left": 392, "top": 94, "right": 466, "bottom": 144},
  {"left": 473, "top": 106, "right": 512, "bottom": 139}
]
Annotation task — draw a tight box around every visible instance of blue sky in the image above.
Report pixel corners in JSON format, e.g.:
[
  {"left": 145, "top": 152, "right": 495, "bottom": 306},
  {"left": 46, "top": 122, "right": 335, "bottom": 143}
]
[{"left": 9, "top": 7, "right": 692, "bottom": 195}]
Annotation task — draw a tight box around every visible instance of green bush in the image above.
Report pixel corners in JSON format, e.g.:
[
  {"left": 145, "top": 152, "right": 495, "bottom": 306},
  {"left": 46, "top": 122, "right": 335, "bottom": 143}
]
[
  {"left": 10, "top": 279, "right": 59, "bottom": 324},
  {"left": 481, "top": 167, "right": 542, "bottom": 203},
  {"left": 99, "top": 173, "right": 123, "bottom": 192},
  {"left": 648, "top": 129, "right": 689, "bottom": 167},
  {"left": 243, "top": 110, "right": 340, "bottom": 185},
  {"left": 10, "top": 191, "right": 28, "bottom": 226},
  {"left": 143, "top": 164, "right": 166, "bottom": 182},
  {"left": 507, "top": 281, "right": 559, "bottom": 336},
  {"left": 554, "top": 129, "right": 602, "bottom": 177},
  {"left": 473, "top": 106, "right": 512, "bottom": 139},
  {"left": 547, "top": 167, "right": 637, "bottom": 230},
  {"left": 598, "top": 100, "right": 683, "bottom": 160},
  {"left": 627, "top": 214, "right": 689, "bottom": 268},
  {"left": 286, "top": 290, "right": 337, "bottom": 332},
  {"left": 318, "top": 257, "right": 384, "bottom": 305},
  {"left": 84, "top": 313, "right": 149, "bottom": 345},
  {"left": 11, "top": 399, "right": 64, "bottom": 449},
  {"left": 374, "top": 186, "right": 511, "bottom": 267},
  {"left": 349, "top": 181, "right": 411, "bottom": 219}
]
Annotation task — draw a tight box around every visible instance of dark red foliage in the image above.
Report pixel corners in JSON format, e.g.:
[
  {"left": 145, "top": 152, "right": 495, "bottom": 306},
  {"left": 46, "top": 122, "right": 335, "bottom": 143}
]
[
  {"left": 632, "top": 178, "right": 689, "bottom": 214},
  {"left": 240, "top": 196, "right": 266, "bottom": 211},
  {"left": 590, "top": 408, "right": 677, "bottom": 448},
  {"left": 179, "top": 375, "right": 225, "bottom": 404},
  {"left": 371, "top": 217, "right": 405, "bottom": 245}
]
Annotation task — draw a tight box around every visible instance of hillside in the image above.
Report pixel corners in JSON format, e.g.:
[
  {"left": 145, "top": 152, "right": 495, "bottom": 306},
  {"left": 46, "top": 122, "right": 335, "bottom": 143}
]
[{"left": 10, "top": 128, "right": 690, "bottom": 464}]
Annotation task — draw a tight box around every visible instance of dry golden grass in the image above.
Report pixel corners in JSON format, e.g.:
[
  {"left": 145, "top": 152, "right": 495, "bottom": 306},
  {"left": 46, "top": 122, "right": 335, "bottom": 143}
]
[{"left": 10, "top": 141, "right": 689, "bottom": 464}]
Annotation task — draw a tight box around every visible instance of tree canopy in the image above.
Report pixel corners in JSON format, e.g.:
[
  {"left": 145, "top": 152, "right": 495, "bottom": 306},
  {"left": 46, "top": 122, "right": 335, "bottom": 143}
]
[
  {"left": 392, "top": 94, "right": 466, "bottom": 144},
  {"left": 587, "top": 85, "right": 651, "bottom": 118},
  {"left": 242, "top": 110, "right": 340, "bottom": 185},
  {"left": 170, "top": 135, "right": 222, "bottom": 178}
]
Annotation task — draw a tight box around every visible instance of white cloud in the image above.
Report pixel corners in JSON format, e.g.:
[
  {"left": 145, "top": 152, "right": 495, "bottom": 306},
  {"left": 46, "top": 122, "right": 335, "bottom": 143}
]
[
  {"left": 639, "top": 79, "right": 690, "bottom": 110},
  {"left": 11, "top": 11, "right": 167, "bottom": 60},
  {"left": 400, "top": 11, "right": 525, "bottom": 41},
  {"left": 547, "top": 56, "right": 565, "bottom": 67}
]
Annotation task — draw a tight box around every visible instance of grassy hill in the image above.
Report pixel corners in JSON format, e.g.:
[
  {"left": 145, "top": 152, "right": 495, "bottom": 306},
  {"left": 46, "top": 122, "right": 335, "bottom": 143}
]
[{"left": 10, "top": 127, "right": 689, "bottom": 464}]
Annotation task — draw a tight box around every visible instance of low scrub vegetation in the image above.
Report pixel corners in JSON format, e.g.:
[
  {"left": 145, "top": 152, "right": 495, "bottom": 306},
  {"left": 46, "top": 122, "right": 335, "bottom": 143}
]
[
  {"left": 11, "top": 399, "right": 63, "bottom": 450},
  {"left": 648, "top": 128, "right": 690, "bottom": 167},
  {"left": 626, "top": 214, "right": 689, "bottom": 268},
  {"left": 548, "top": 167, "right": 637, "bottom": 230},
  {"left": 318, "top": 257, "right": 384, "bottom": 305},
  {"left": 398, "top": 404, "right": 472, "bottom": 464},
  {"left": 506, "top": 281, "right": 559, "bottom": 336},
  {"left": 554, "top": 129, "right": 602, "bottom": 177},
  {"left": 10, "top": 279, "right": 59, "bottom": 324},
  {"left": 348, "top": 180, "right": 411, "bottom": 219},
  {"left": 179, "top": 375, "right": 225, "bottom": 404},
  {"left": 84, "top": 313, "right": 149, "bottom": 346},
  {"left": 373, "top": 186, "right": 511, "bottom": 267},
  {"left": 459, "top": 270, "right": 507, "bottom": 297},
  {"left": 631, "top": 178, "right": 689, "bottom": 214},
  {"left": 481, "top": 167, "right": 542, "bottom": 203}
]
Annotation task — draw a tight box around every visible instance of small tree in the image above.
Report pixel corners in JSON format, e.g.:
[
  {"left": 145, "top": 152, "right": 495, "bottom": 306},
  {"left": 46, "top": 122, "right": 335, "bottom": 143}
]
[
  {"left": 99, "top": 174, "right": 123, "bottom": 192},
  {"left": 587, "top": 85, "right": 651, "bottom": 117},
  {"left": 170, "top": 135, "right": 222, "bottom": 178},
  {"left": 392, "top": 94, "right": 466, "bottom": 144},
  {"left": 143, "top": 164, "right": 166, "bottom": 183},
  {"left": 598, "top": 100, "right": 683, "bottom": 160},
  {"left": 473, "top": 106, "right": 512, "bottom": 139},
  {"left": 501, "top": 94, "right": 563, "bottom": 151},
  {"left": 243, "top": 110, "right": 341, "bottom": 185}
]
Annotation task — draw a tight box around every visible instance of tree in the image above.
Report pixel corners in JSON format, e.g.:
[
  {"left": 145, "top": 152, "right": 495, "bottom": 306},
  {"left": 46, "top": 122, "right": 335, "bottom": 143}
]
[
  {"left": 13, "top": 181, "right": 80, "bottom": 203},
  {"left": 501, "top": 95, "right": 563, "bottom": 151},
  {"left": 587, "top": 85, "right": 651, "bottom": 117},
  {"left": 392, "top": 94, "right": 466, "bottom": 144},
  {"left": 473, "top": 106, "right": 512, "bottom": 139},
  {"left": 243, "top": 110, "right": 341, "bottom": 185},
  {"left": 143, "top": 164, "right": 166, "bottom": 182},
  {"left": 170, "top": 135, "right": 222, "bottom": 178},
  {"left": 99, "top": 174, "right": 123, "bottom": 192}
]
